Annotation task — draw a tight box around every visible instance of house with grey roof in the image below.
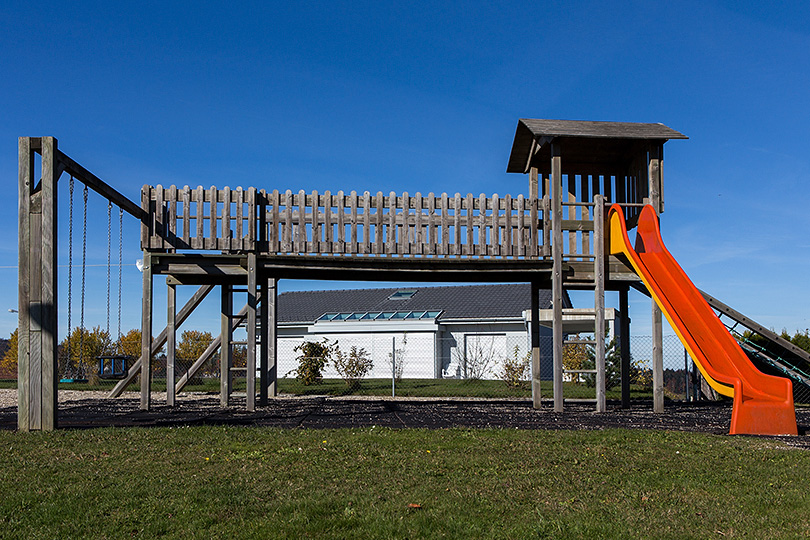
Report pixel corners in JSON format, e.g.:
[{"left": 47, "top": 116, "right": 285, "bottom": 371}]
[{"left": 276, "top": 284, "right": 598, "bottom": 381}]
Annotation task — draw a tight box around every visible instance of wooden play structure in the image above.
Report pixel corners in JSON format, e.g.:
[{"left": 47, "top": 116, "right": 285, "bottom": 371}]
[{"left": 18, "top": 119, "right": 806, "bottom": 435}]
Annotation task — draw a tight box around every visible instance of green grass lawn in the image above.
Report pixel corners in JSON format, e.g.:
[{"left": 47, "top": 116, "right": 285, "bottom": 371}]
[{"left": 0, "top": 427, "right": 807, "bottom": 539}]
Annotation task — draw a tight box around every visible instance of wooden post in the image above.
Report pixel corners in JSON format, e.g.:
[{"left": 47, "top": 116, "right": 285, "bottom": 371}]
[
  {"left": 246, "top": 253, "right": 257, "bottom": 411},
  {"left": 551, "top": 141, "right": 564, "bottom": 412},
  {"left": 619, "top": 287, "right": 631, "bottom": 409},
  {"left": 259, "top": 276, "right": 269, "bottom": 405},
  {"left": 530, "top": 280, "right": 541, "bottom": 409},
  {"left": 166, "top": 282, "right": 176, "bottom": 407},
  {"left": 649, "top": 143, "right": 664, "bottom": 413},
  {"left": 266, "top": 278, "right": 278, "bottom": 398},
  {"left": 220, "top": 284, "right": 233, "bottom": 406},
  {"left": 594, "top": 195, "right": 606, "bottom": 412},
  {"left": 18, "top": 136, "right": 59, "bottom": 431},
  {"left": 529, "top": 167, "right": 538, "bottom": 257},
  {"left": 140, "top": 251, "right": 153, "bottom": 410}
]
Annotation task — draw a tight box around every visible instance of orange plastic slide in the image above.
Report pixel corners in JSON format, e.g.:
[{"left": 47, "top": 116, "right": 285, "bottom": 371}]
[{"left": 608, "top": 204, "right": 797, "bottom": 436}]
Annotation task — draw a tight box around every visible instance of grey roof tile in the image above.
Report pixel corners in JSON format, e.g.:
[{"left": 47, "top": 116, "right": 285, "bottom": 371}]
[{"left": 278, "top": 284, "right": 571, "bottom": 323}]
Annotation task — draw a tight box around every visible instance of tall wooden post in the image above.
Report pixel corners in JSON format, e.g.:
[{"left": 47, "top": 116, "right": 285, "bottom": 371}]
[
  {"left": 18, "top": 137, "right": 59, "bottom": 431},
  {"left": 263, "top": 277, "right": 278, "bottom": 399},
  {"left": 619, "top": 287, "right": 631, "bottom": 408},
  {"left": 530, "top": 279, "right": 541, "bottom": 408},
  {"left": 551, "top": 142, "right": 564, "bottom": 412},
  {"left": 246, "top": 253, "right": 257, "bottom": 411},
  {"left": 166, "top": 282, "right": 176, "bottom": 407},
  {"left": 594, "top": 195, "right": 606, "bottom": 412},
  {"left": 649, "top": 143, "right": 664, "bottom": 413},
  {"left": 220, "top": 284, "right": 233, "bottom": 406},
  {"left": 140, "top": 251, "right": 153, "bottom": 410}
]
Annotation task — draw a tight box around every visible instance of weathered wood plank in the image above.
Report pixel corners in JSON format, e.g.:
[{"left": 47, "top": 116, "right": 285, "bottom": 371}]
[
  {"left": 387, "top": 192, "right": 396, "bottom": 254},
  {"left": 155, "top": 185, "right": 165, "bottom": 249},
  {"left": 594, "top": 194, "right": 606, "bottom": 413},
  {"left": 323, "top": 191, "right": 333, "bottom": 253},
  {"left": 440, "top": 193, "right": 449, "bottom": 256},
  {"left": 350, "top": 191, "right": 358, "bottom": 255},
  {"left": 503, "top": 194, "right": 512, "bottom": 257},
  {"left": 362, "top": 191, "right": 371, "bottom": 254},
  {"left": 311, "top": 190, "right": 320, "bottom": 254},
  {"left": 490, "top": 194, "right": 499, "bottom": 257},
  {"left": 194, "top": 186, "right": 204, "bottom": 250},
  {"left": 551, "top": 142, "right": 563, "bottom": 412},
  {"left": 283, "top": 190, "right": 293, "bottom": 252},
  {"left": 17, "top": 138, "right": 32, "bottom": 430},
  {"left": 401, "top": 192, "right": 410, "bottom": 255},
  {"left": 221, "top": 186, "right": 231, "bottom": 251},
  {"left": 235, "top": 187, "right": 244, "bottom": 250},
  {"left": 182, "top": 186, "right": 191, "bottom": 245},
  {"left": 517, "top": 194, "right": 525, "bottom": 257},
  {"left": 478, "top": 193, "right": 487, "bottom": 257},
  {"left": 246, "top": 253, "right": 257, "bottom": 411},
  {"left": 453, "top": 193, "right": 461, "bottom": 256},
  {"left": 296, "top": 189, "right": 306, "bottom": 253},
  {"left": 208, "top": 186, "right": 218, "bottom": 250},
  {"left": 374, "top": 192, "right": 384, "bottom": 254},
  {"left": 428, "top": 193, "right": 437, "bottom": 256},
  {"left": 337, "top": 190, "right": 345, "bottom": 254},
  {"left": 414, "top": 192, "right": 424, "bottom": 256},
  {"left": 140, "top": 251, "right": 153, "bottom": 410},
  {"left": 220, "top": 284, "right": 232, "bottom": 406},
  {"left": 166, "top": 283, "right": 176, "bottom": 407},
  {"left": 465, "top": 193, "right": 474, "bottom": 256}
]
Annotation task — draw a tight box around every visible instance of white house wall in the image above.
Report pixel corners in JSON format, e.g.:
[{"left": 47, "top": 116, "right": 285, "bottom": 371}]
[{"left": 277, "top": 328, "right": 436, "bottom": 380}]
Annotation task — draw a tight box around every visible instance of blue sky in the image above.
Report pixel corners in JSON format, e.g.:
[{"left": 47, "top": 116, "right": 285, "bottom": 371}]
[{"left": 1, "top": 1, "right": 809, "bottom": 339}]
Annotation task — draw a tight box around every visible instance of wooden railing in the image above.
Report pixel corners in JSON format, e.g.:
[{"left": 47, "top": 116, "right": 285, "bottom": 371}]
[{"left": 142, "top": 185, "right": 625, "bottom": 260}]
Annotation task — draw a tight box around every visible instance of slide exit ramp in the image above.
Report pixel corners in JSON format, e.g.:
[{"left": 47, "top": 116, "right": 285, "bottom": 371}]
[
  {"left": 608, "top": 204, "right": 797, "bottom": 436},
  {"left": 700, "top": 291, "right": 810, "bottom": 405}
]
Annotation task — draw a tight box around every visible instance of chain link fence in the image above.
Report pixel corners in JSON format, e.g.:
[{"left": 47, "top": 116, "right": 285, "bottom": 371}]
[{"left": 107, "top": 331, "right": 808, "bottom": 404}]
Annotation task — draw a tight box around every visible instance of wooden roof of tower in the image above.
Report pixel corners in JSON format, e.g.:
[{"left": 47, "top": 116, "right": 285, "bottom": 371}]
[{"left": 507, "top": 119, "right": 687, "bottom": 174}]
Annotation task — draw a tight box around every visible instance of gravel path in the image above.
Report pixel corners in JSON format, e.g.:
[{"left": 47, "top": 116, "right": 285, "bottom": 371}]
[{"left": 1, "top": 389, "right": 808, "bottom": 449}]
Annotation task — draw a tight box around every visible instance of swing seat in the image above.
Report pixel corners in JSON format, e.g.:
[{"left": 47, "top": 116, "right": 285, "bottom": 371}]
[{"left": 97, "top": 355, "right": 131, "bottom": 380}]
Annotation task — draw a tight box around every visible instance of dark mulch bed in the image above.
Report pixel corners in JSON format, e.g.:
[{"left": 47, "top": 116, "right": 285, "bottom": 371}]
[{"left": 2, "top": 394, "right": 809, "bottom": 448}]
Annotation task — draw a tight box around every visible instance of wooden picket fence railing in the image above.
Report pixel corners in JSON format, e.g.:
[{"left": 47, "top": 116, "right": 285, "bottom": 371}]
[{"left": 142, "top": 185, "right": 613, "bottom": 260}]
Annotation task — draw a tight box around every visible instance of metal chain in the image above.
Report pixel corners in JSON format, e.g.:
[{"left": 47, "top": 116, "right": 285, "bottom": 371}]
[
  {"left": 67, "top": 177, "right": 74, "bottom": 374},
  {"left": 107, "top": 200, "right": 112, "bottom": 336},
  {"left": 79, "top": 184, "right": 88, "bottom": 377},
  {"left": 118, "top": 207, "right": 123, "bottom": 346}
]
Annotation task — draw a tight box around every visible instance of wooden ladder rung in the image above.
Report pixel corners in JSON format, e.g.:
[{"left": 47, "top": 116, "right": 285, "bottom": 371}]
[
  {"left": 565, "top": 339, "right": 596, "bottom": 345},
  {"left": 564, "top": 369, "right": 597, "bottom": 374}
]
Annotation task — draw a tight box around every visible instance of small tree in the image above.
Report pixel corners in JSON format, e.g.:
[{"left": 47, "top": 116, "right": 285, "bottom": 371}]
[
  {"left": 499, "top": 345, "right": 531, "bottom": 388},
  {"left": 117, "top": 329, "right": 143, "bottom": 359},
  {"left": 177, "top": 330, "right": 215, "bottom": 376},
  {"left": 333, "top": 344, "right": 373, "bottom": 390},
  {"left": 562, "top": 334, "right": 589, "bottom": 384},
  {"left": 292, "top": 339, "right": 332, "bottom": 385},
  {"left": 387, "top": 333, "right": 407, "bottom": 383},
  {"left": 0, "top": 329, "right": 18, "bottom": 376},
  {"left": 582, "top": 336, "right": 625, "bottom": 390},
  {"left": 454, "top": 336, "right": 498, "bottom": 380},
  {"left": 60, "top": 326, "right": 115, "bottom": 379}
]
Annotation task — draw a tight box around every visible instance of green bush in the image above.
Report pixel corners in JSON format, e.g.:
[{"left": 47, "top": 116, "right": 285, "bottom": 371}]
[
  {"left": 332, "top": 345, "right": 373, "bottom": 390},
  {"left": 499, "top": 345, "right": 530, "bottom": 388},
  {"left": 292, "top": 340, "right": 332, "bottom": 385}
]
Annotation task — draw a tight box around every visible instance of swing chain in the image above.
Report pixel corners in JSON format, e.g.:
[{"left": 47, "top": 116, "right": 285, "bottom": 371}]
[
  {"left": 118, "top": 207, "right": 123, "bottom": 346},
  {"left": 66, "top": 177, "right": 74, "bottom": 373},
  {"left": 107, "top": 200, "right": 112, "bottom": 335},
  {"left": 79, "top": 184, "right": 88, "bottom": 377}
]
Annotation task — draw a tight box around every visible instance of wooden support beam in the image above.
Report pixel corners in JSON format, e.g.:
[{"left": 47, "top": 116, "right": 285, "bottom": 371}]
[
  {"left": 594, "top": 195, "right": 606, "bottom": 412},
  {"left": 166, "top": 282, "right": 176, "bottom": 407},
  {"left": 652, "top": 299, "right": 664, "bottom": 413},
  {"left": 648, "top": 144, "right": 664, "bottom": 413},
  {"left": 530, "top": 280, "right": 541, "bottom": 409},
  {"left": 261, "top": 277, "right": 278, "bottom": 401},
  {"left": 109, "top": 284, "right": 214, "bottom": 398},
  {"left": 18, "top": 137, "right": 59, "bottom": 431},
  {"left": 246, "top": 253, "right": 257, "bottom": 411},
  {"left": 56, "top": 150, "right": 145, "bottom": 220},
  {"left": 619, "top": 287, "right": 631, "bottom": 409},
  {"left": 140, "top": 251, "right": 153, "bottom": 410},
  {"left": 551, "top": 141, "right": 564, "bottom": 412},
  {"left": 220, "top": 284, "right": 233, "bottom": 407}
]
